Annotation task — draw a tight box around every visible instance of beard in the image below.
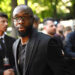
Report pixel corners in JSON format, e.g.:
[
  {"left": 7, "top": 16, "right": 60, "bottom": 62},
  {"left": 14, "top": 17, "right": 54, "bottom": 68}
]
[
  {"left": 17, "top": 25, "right": 33, "bottom": 37},
  {"left": 50, "top": 32, "right": 56, "bottom": 35},
  {"left": 59, "top": 30, "right": 63, "bottom": 34}
]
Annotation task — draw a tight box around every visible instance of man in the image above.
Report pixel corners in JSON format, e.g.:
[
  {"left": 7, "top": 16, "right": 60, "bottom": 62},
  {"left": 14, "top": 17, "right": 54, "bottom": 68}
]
[
  {"left": 0, "top": 12, "right": 16, "bottom": 75},
  {"left": 56, "top": 23, "right": 64, "bottom": 41},
  {"left": 42, "top": 18, "right": 56, "bottom": 37},
  {"left": 33, "top": 15, "right": 40, "bottom": 30},
  {"left": 42, "top": 18, "right": 64, "bottom": 56},
  {"left": 63, "top": 26, "right": 72, "bottom": 45},
  {"left": 64, "top": 31, "right": 75, "bottom": 75},
  {"left": 11, "top": 5, "right": 66, "bottom": 75},
  {"left": 63, "top": 26, "right": 72, "bottom": 39}
]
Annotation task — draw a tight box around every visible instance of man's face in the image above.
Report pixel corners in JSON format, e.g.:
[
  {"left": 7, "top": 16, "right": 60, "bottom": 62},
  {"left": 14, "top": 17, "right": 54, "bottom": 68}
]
[
  {"left": 13, "top": 11, "right": 33, "bottom": 37},
  {"left": 45, "top": 21, "right": 56, "bottom": 35},
  {"left": 57, "top": 24, "right": 64, "bottom": 34},
  {"left": 0, "top": 17, "right": 8, "bottom": 33}
]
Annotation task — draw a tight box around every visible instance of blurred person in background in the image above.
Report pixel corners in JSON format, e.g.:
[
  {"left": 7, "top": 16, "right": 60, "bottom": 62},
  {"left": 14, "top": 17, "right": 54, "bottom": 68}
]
[
  {"left": 55, "top": 23, "right": 64, "bottom": 41},
  {"left": 42, "top": 18, "right": 64, "bottom": 56},
  {"left": 64, "top": 29, "right": 75, "bottom": 75},
  {"left": 33, "top": 15, "right": 40, "bottom": 30},
  {"left": 42, "top": 18, "right": 73, "bottom": 75},
  {"left": 42, "top": 18, "right": 56, "bottom": 37},
  {"left": 64, "top": 26, "right": 72, "bottom": 38},
  {"left": 6, "top": 5, "right": 67, "bottom": 75},
  {"left": 0, "top": 12, "right": 16, "bottom": 75}
]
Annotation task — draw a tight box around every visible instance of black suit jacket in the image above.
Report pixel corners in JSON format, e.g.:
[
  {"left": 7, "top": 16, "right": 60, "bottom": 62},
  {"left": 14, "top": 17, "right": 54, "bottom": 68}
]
[
  {"left": 13, "top": 29, "right": 65, "bottom": 75},
  {"left": 0, "top": 35, "right": 16, "bottom": 75},
  {"left": 65, "top": 31, "right": 75, "bottom": 57},
  {"left": 64, "top": 31, "right": 75, "bottom": 75}
]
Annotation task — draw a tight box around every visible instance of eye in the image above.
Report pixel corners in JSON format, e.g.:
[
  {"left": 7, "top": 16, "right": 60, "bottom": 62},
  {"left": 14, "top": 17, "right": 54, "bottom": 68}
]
[
  {"left": 14, "top": 17, "right": 18, "bottom": 20},
  {"left": 1, "top": 20, "right": 8, "bottom": 23},
  {"left": 21, "top": 17, "right": 25, "bottom": 20}
]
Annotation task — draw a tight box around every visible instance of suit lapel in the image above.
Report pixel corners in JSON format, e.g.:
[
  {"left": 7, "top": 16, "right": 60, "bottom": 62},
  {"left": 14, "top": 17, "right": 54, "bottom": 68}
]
[
  {"left": 13, "top": 39, "right": 21, "bottom": 75},
  {"left": 4, "top": 35, "right": 8, "bottom": 50},
  {"left": 23, "top": 29, "right": 40, "bottom": 75}
]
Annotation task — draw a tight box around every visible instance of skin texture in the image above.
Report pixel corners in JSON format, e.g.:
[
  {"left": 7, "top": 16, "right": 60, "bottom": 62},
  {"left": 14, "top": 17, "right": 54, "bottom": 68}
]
[
  {"left": 4, "top": 5, "right": 34, "bottom": 75},
  {"left": 0, "top": 17, "right": 15, "bottom": 75},
  {"left": 43, "top": 20, "right": 56, "bottom": 37},
  {"left": 13, "top": 5, "right": 34, "bottom": 45},
  {"left": 0, "top": 17, "right": 8, "bottom": 36}
]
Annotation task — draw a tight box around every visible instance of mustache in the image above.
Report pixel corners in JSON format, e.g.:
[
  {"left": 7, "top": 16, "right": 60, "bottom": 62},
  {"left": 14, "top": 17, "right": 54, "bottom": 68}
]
[
  {"left": 16, "top": 24, "right": 23, "bottom": 28},
  {"left": 15, "top": 24, "right": 27, "bottom": 29}
]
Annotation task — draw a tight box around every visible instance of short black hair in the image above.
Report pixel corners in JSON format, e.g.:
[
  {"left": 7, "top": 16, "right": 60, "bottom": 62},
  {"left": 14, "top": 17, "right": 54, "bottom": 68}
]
[
  {"left": 0, "top": 12, "right": 8, "bottom": 19},
  {"left": 43, "top": 17, "right": 54, "bottom": 25}
]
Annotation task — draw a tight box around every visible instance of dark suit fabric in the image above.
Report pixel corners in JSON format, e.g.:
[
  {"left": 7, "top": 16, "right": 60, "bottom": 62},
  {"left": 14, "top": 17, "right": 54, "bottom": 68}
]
[
  {"left": 64, "top": 31, "right": 75, "bottom": 75},
  {"left": 0, "top": 35, "right": 16, "bottom": 75},
  {"left": 13, "top": 29, "right": 65, "bottom": 75},
  {"left": 65, "top": 31, "right": 75, "bottom": 57}
]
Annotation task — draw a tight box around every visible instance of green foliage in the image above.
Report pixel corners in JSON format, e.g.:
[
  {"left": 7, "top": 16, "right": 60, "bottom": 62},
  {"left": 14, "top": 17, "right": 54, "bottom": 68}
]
[
  {"left": 0, "top": 0, "right": 11, "bottom": 26},
  {"left": 28, "top": 0, "right": 55, "bottom": 21},
  {"left": 30, "top": 0, "right": 74, "bottom": 20},
  {"left": 0, "top": 0, "right": 74, "bottom": 25},
  {"left": 17, "top": 0, "right": 24, "bottom": 5}
]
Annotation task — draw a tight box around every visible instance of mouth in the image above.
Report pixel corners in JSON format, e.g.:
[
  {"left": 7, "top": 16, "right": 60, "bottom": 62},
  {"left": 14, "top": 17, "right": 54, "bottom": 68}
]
[
  {"left": 4, "top": 27, "right": 7, "bottom": 30},
  {"left": 18, "top": 26, "right": 26, "bottom": 32},
  {"left": 19, "top": 27, "right": 25, "bottom": 31},
  {"left": 16, "top": 25, "right": 25, "bottom": 31}
]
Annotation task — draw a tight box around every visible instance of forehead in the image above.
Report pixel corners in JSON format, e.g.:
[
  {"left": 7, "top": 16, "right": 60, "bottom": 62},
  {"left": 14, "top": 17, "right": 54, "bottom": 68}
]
[
  {"left": 13, "top": 10, "right": 28, "bottom": 17},
  {"left": 0, "top": 17, "right": 7, "bottom": 20},
  {"left": 47, "top": 21, "right": 54, "bottom": 25},
  {"left": 57, "top": 24, "right": 63, "bottom": 28}
]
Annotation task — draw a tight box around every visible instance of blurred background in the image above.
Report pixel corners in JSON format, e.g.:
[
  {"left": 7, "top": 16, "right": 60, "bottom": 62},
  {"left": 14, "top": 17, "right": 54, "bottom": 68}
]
[{"left": 0, "top": 0, "right": 75, "bottom": 38}]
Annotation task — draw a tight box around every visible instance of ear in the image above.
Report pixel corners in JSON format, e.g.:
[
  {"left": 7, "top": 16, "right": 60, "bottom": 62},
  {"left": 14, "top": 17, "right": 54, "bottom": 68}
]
[{"left": 30, "top": 16, "right": 34, "bottom": 24}]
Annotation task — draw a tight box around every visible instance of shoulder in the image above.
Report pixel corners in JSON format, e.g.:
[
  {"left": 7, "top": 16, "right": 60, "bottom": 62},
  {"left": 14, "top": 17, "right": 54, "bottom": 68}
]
[
  {"left": 5, "top": 35, "right": 16, "bottom": 41},
  {"left": 38, "top": 32, "right": 57, "bottom": 44},
  {"left": 32, "top": 29, "right": 52, "bottom": 43},
  {"left": 37, "top": 32, "right": 59, "bottom": 48},
  {"left": 67, "top": 31, "right": 75, "bottom": 37},
  {"left": 5, "top": 35, "right": 16, "bottom": 45},
  {"left": 13, "top": 39, "right": 20, "bottom": 45},
  {"left": 38, "top": 32, "right": 51, "bottom": 41},
  {"left": 65, "top": 31, "right": 75, "bottom": 41}
]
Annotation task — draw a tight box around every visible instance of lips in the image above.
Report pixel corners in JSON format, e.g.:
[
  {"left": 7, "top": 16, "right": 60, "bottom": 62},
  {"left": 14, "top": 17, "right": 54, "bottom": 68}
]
[
  {"left": 18, "top": 27, "right": 26, "bottom": 32},
  {"left": 4, "top": 27, "right": 7, "bottom": 29}
]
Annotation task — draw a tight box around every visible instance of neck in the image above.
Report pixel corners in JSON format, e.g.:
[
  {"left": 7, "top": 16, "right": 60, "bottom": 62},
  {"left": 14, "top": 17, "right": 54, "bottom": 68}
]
[
  {"left": 48, "top": 34, "right": 54, "bottom": 37},
  {"left": 21, "top": 36, "right": 29, "bottom": 45},
  {"left": 0, "top": 31, "right": 4, "bottom": 36}
]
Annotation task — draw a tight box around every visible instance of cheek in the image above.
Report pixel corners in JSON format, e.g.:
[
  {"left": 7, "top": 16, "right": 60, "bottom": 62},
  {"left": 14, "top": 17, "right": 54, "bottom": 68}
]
[
  {"left": 0, "top": 24, "right": 4, "bottom": 29},
  {"left": 24, "top": 21, "right": 29, "bottom": 24},
  {"left": 24, "top": 20, "right": 33, "bottom": 26},
  {"left": 47, "top": 27, "right": 51, "bottom": 31},
  {"left": 0, "top": 26, "right": 5, "bottom": 31},
  {"left": 14, "top": 21, "right": 19, "bottom": 28},
  {"left": 14, "top": 21, "right": 17, "bottom": 26}
]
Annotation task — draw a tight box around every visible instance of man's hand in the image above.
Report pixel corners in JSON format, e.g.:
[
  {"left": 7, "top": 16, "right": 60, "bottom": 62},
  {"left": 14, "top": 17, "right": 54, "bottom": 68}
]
[{"left": 4, "top": 69, "right": 15, "bottom": 75}]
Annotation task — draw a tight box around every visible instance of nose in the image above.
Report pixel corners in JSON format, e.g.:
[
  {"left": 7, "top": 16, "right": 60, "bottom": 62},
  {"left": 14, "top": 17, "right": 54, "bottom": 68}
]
[
  {"left": 17, "top": 19, "right": 23, "bottom": 24},
  {"left": 54, "top": 25, "right": 56, "bottom": 29},
  {"left": 5, "top": 21, "right": 8, "bottom": 26}
]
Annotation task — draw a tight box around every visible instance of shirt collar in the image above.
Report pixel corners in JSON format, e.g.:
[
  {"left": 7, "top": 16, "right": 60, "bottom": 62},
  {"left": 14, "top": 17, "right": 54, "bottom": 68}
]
[{"left": 0, "top": 33, "right": 5, "bottom": 39}]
